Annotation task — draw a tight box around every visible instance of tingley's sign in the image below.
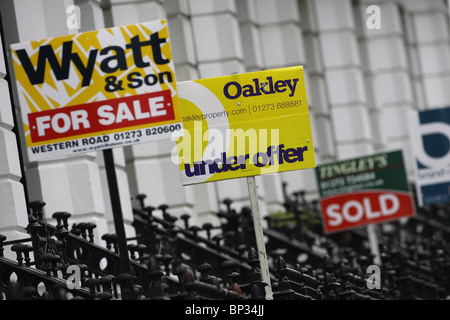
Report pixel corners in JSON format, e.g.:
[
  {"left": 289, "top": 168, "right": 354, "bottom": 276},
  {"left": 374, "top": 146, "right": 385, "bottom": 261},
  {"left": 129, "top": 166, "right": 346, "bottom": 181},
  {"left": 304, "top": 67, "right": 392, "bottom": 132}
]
[
  {"left": 315, "top": 150, "right": 415, "bottom": 234},
  {"left": 11, "top": 20, "right": 182, "bottom": 161}
]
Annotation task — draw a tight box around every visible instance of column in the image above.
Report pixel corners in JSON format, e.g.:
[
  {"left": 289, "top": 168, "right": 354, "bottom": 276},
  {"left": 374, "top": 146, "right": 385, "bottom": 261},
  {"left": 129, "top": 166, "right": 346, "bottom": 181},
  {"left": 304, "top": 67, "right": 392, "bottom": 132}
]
[
  {"left": 76, "top": 0, "right": 137, "bottom": 240},
  {"left": 355, "top": 0, "right": 416, "bottom": 174},
  {"left": 188, "top": 0, "right": 259, "bottom": 218},
  {"left": 314, "top": 0, "right": 375, "bottom": 160},
  {"left": 247, "top": 0, "right": 318, "bottom": 205},
  {"left": 0, "top": 10, "right": 28, "bottom": 258},
  {"left": 406, "top": 0, "right": 450, "bottom": 109}
]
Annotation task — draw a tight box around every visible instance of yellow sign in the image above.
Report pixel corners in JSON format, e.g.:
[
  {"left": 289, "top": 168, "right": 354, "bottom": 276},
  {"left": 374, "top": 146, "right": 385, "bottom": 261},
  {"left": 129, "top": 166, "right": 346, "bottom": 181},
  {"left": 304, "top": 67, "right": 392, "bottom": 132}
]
[
  {"left": 175, "top": 66, "right": 316, "bottom": 185},
  {"left": 11, "top": 20, "right": 182, "bottom": 161}
]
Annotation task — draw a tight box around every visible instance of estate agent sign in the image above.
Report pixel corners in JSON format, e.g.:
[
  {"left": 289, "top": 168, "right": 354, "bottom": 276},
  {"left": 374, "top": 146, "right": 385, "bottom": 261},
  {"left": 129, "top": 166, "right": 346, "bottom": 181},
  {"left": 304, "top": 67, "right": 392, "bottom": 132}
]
[
  {"left": 11, "top": 20, "right": 182, "bottom": 161},
  {"left": 407, "top": 106, "right": 450, "bottom": 206},
  {"left": 315, "top": 150, "right": 415, "bottom": 234},
  {"left": 175, "top": 66, "right": 316, "bottom": 185}
]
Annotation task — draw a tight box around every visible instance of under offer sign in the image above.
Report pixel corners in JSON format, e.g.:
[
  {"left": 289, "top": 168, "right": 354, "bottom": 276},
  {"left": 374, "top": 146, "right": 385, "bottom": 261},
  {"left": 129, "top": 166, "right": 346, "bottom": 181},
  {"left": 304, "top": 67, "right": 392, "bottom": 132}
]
[
  {"left": 11, "top": 20, "right": 182, "bottom": 161},
  {"left": 315, "top": 150, "right": 415, "bottom": 234},
  {"left": 175, "top": 66, "right": 316, "bottom": 185}
]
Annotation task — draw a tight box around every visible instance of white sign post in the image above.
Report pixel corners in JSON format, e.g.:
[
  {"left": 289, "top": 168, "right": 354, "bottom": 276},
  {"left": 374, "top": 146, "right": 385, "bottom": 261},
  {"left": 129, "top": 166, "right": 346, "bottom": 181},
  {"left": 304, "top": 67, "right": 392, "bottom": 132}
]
[{"left": 246, "top": 176, "right": 273, "bottom": 300}]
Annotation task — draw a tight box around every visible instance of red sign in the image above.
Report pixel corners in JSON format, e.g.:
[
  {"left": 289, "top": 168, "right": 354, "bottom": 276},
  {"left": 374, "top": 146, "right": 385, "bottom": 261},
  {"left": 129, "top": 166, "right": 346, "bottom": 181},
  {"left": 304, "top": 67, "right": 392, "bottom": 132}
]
[
  {"left": 316, "top": 150, "right": 415, "bottom": 234},
  {"left": 320, "top": 190, "right": 415, "bottom": 233},
  {"left": 28, "top": 91, "right": 174, "bottom": 143}
]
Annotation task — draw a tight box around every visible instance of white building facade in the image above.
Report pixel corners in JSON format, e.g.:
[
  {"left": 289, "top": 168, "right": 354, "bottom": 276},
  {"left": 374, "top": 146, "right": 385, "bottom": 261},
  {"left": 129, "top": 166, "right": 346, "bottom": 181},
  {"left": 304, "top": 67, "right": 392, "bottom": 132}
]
[{"left": 0, "top": 0, "right": 449, "bottom": 254}]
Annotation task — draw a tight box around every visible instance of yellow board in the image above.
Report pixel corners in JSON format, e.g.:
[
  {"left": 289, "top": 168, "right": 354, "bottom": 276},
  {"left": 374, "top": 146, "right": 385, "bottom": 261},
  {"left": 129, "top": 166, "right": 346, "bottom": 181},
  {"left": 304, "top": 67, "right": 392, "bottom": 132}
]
[
  {"left": 11, "top": 20, "right": 182, "bottom": 161},
  {"left": 176, "top": 66, "right": 316, "bottom": 185}
]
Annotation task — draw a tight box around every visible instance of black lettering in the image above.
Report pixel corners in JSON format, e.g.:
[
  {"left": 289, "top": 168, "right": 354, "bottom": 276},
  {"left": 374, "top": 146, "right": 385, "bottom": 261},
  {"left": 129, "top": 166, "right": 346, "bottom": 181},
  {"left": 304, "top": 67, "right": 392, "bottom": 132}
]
[
  {"left": 125, "top": 35, "right": 151, "bottom": 68},
  {"left": 264, "top": 76, "right": 276, "bottom": 94},
  {"left": 242, "top": 84, "right": 255, "bottom": 97},
  {"left": 184, "top": 163, "right": 199, "bottom": 177},
  {"left": 252, "top": 78, "right": 262, "bottom": 96},
  {"left": 127, "top": 72, "right": 143, "bottom": 88},
  {"left": 199, "top": 162, "right": 206, "bottom": 175},
  {"left": 274, "top": 80, "right": 287, "bottom": 93},
  {"left": 100, "top": 46, "right": 127, "bottom": 73},
  {"left": 253, "top": 152, "right": 268, "bottom": 167},
  {"left": 283, "top": 148, "right": 298, "bottom": 163},
  {"left": 15, "top": 41, "right": 73, "bottom": 85},
  {"left": 149, "top": 32, "right": 170, "bottom": 65},
  {"left": 158, "top": 71, "right": 173, "bottom": 83},
  {"left": 209, "top": 162, "right": 224, "bottom": 173},
  {"left": 227, "top": 156, "right": 241, "bottom": 171},
  {"left": 70, "top": 48, "right": 98, "bottom": 87},
  {"left": 223, "top": 81, "right": 241, "bottom": 99},
  {"left": 296, "top": 146, "right": 308, "bottom": 161},
  {"left": 31, "top": 146, "right": 41, "bottom": 154},
  {"left": 125, "top": 33, "right": 170, "bottom": 67},
  {"left": 144, "top": 74, "right": 158, "bottom": 86}
]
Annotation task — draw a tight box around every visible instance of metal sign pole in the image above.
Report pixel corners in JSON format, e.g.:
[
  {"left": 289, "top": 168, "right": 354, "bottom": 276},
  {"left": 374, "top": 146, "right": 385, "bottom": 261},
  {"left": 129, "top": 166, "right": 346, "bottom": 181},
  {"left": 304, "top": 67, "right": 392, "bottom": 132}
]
[
  {"left": 367, "top": 224, "right": 381, "bottom": 265},
  {"left": 246, "top": 176, "right": 273, "bottom": 300},
  {"left": 102, "top": 148, "right": 134, "bottom": 299}
]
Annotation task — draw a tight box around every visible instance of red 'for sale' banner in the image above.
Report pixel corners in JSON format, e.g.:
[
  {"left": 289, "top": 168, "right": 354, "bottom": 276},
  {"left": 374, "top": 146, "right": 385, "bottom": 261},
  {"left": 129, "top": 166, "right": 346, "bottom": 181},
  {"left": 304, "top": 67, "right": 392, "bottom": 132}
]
[{"left": 28, "top": 91, "right": 174, "bottom": 143}]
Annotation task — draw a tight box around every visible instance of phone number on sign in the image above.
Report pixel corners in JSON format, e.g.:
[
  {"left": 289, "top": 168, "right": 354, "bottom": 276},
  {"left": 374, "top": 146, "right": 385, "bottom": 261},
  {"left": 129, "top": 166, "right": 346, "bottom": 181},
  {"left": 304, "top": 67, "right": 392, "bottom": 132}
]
[
  {"left": 69, "top": 124, "right": 182, "bottom": 154},
  {"left": 112, "top": 124, "right": 182, "bottom": 140},
  {"left": 250, "top": 100, "right": 302, "bottom": 113}
]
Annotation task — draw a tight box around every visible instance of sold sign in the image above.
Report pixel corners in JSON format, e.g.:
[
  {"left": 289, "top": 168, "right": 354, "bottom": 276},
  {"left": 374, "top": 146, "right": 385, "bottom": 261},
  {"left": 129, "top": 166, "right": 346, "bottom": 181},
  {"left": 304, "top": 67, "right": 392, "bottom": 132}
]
[{"left": 315, "top": 150, "right": 415, "bottom": 234}]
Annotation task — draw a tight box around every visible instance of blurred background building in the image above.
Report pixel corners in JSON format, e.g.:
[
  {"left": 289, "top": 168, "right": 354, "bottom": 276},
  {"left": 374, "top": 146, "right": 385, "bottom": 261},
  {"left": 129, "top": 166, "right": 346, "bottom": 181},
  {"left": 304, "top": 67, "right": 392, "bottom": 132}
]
[{"left": 0, "top": 0, "right": 449, "bottom": 255}]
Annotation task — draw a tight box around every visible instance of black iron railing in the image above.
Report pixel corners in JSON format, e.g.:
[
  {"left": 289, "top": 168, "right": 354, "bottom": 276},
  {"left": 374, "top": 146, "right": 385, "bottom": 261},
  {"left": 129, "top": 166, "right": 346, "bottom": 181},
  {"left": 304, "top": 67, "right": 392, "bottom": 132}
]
[{"left": 1, "top": 184, "right": 450, "bottom": 300}]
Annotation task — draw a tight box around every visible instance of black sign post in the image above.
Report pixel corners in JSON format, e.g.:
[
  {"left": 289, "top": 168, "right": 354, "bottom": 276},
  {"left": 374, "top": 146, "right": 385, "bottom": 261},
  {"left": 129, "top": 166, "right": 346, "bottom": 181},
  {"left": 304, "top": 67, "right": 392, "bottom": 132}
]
[{"left": 102, "top": 148, "right": 134, "bottom": 299}]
